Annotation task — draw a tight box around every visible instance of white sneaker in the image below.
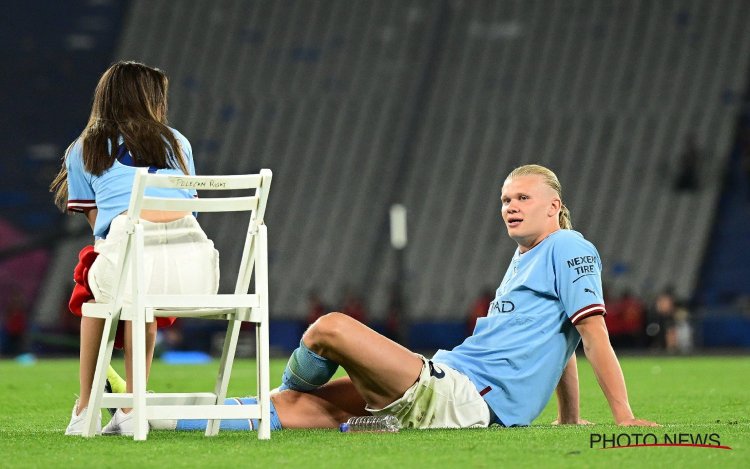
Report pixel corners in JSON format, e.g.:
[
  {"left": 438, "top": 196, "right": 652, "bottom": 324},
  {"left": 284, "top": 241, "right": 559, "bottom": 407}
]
[
  {"left": 102, "top": 409, "right": 135, "bottom": 435},
  {"left": 65, "top": 400, "right": 101, "bottom": 436}
]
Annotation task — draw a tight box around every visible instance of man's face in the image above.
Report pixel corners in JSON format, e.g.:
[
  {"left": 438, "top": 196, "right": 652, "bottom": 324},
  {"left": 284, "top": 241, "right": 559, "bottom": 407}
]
[{"left": 501, "top": 174, "right": 560, "bottom": 251}]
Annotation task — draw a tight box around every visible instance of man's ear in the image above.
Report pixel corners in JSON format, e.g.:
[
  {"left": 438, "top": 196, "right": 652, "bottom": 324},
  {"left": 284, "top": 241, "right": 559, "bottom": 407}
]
[{"left": 548, "top": 198, "right": 561, "bottom": 217}]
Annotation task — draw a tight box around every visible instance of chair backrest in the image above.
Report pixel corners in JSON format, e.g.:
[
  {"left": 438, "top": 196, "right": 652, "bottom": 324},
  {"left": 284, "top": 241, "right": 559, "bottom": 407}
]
[
  {"left": 120, "top": 168, "right": 273, "bottom": 300},
  {"left": 128, "top": 170, "right": 272, "bottom": 219}
]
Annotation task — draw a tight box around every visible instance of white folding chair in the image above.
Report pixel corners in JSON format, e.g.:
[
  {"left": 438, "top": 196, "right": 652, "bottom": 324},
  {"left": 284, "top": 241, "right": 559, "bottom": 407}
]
[{"left": 80, "top": 168, "right": 272, "bottom": 441}]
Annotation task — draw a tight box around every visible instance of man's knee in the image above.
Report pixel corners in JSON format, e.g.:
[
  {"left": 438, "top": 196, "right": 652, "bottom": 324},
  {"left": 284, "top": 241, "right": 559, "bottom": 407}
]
[{"left": 304, "top": 312, "right": 352, "bottom": 351}]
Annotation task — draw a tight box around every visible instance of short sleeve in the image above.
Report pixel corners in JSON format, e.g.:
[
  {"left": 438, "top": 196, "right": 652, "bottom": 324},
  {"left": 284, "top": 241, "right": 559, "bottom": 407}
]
[
  {"left": 553, "top": 233, "right": 607, "bottom": 325},
  {"left": 65, "top": 140, "right": 96, "bottom": 212}
]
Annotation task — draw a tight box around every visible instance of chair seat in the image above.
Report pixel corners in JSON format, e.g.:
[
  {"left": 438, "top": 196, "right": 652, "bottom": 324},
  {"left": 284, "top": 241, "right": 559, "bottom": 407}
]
[
  {"left": 82, "top": 295, "right": 262, "bottom": 321},
  {"left": 142, "top": 294, "right": 260, "bottom": 309}
]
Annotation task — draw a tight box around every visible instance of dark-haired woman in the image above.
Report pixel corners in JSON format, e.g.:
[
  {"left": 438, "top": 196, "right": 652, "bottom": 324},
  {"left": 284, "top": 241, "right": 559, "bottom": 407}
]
[{"left": 51, "top": 61, "right": 219, "bottom": 436}]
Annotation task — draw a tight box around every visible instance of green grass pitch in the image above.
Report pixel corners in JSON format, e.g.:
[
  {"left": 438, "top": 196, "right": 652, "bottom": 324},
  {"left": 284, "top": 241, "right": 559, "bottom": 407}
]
[{"left": 1, "top": 355, "right": 748, "bottom": 468}]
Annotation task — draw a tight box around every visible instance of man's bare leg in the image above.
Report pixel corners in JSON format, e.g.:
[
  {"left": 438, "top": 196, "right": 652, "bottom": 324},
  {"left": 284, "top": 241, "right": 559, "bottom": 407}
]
[
  {"left": 174, "top": 312, "right": 404, "bottom": 431},
  {"left": 271, "top": 377, "right": 368, "bottom": 428},
  {"left": 300, "top": 312, "right": 423, "bottom": 410}
]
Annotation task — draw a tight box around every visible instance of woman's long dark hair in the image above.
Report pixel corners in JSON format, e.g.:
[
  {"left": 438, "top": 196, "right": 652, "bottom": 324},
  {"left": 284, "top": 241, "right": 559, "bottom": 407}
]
[{"left": 51, "top": 61, "right": 189, "bottom": 210}]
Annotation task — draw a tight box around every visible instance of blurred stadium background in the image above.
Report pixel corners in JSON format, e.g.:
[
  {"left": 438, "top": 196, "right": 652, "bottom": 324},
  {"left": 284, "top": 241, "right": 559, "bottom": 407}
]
[{"left": 2, "top": 0, "right": 750, "bottom": 358}]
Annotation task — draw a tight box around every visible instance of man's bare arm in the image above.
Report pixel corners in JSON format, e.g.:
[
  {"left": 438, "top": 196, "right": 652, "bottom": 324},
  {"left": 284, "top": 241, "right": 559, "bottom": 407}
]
[
  {"left": 554, "top": 354, "right": 581, "bottom": 424},
  {"left": 575, "top": 315, "right": 658, "bottom": 426}
]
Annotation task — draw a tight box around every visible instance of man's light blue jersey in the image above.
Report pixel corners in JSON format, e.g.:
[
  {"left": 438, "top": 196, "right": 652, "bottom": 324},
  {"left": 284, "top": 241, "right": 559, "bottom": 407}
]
[
  {"left": 65, "top": 128, "right": 196, "bottom": 239},
  {"left": 432, "top": 229, "right": 606, "bottom": 426}
]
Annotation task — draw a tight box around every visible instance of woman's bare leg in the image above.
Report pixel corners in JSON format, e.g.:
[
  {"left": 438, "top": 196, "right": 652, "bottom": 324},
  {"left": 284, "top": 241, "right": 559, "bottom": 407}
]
[
  {"left": 122, "top": 320, "right": 159, "bottom": 413},
  {"left": 77, "top": 315, "right": 105, "bottom": 413}
]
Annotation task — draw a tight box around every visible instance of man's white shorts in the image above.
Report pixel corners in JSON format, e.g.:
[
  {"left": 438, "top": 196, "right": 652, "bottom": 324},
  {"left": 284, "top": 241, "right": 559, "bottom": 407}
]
[
  {"left": 366, "top": 355, "right": 491, "bottom": 429},
  {"left": 88, "top": 215, "right": 220, "bottom": 303}
]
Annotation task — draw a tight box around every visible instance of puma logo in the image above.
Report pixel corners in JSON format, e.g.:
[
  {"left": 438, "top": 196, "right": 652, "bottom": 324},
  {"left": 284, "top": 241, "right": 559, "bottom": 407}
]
[{"left": 584, "top": 288, "right": 596, "bottom": 295}]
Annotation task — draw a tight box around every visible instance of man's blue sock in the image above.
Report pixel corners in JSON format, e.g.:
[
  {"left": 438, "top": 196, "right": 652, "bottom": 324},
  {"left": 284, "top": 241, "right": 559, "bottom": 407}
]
[
  {"left": 174, "top": 397, "right": 282, "bottom": 431},
  {"left": 278, "top": 339, "right": 339, "bottom": 392}
]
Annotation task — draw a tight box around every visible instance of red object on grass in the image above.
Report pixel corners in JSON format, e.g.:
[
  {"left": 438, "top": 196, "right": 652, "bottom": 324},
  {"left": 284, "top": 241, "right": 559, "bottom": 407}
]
[{"left": 68, "top": 245, "right": 176, "bottom": 349}]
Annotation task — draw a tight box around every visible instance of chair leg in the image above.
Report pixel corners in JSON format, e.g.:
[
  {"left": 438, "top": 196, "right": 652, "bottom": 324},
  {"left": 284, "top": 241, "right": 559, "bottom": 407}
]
[
  {"left": 206, "top": 319, "right": 242, "bottom": 436},
  {"left": 257, "top": 320, "right": 271, "bottom": 440},
  {"left": 256, "top": 225, "right": 271, "bottom": 440},
  {"left": 131, "top": 227, "right": 149, "bottom": 441},
  {"left": 131, "top": 315, "right": 149, "bottom": 440},
  {"left": 83, "top": 314, "right": 117, "bottom": 437}
]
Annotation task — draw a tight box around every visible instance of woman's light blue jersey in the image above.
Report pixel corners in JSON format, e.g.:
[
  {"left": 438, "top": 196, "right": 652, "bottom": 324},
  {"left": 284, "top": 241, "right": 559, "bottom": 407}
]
[
  {"left": 65, "top": 128, "right": 196, "bottom": 239},
  {"left": 432, "top": 229, "right": 606, "bottom": 426}
]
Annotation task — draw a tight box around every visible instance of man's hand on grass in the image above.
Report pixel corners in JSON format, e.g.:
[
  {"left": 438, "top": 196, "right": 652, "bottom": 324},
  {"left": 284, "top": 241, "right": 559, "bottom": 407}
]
[
  {"left": 551, "top": 418, "right": 595, "bottom": 425},
  {"left": 617, "top": 417, "right": 660, "bottom": 427}
]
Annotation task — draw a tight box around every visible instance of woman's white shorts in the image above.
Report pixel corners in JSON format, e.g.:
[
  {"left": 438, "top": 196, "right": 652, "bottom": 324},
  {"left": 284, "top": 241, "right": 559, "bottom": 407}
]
[{"left": 88, "top": 215, "right": 220, "bottom": 303}]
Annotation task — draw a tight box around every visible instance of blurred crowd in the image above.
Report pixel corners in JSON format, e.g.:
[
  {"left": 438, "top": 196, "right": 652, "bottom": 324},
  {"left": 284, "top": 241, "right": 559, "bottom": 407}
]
[
  {"left": 603, "top": 287, "right": 693, "bottom": 353},
  {"left": 0, "top": 283, "right": 695, "bottom": 357},
  {"left": 0, "top": 292, "right": 27, "bottom": 356}
]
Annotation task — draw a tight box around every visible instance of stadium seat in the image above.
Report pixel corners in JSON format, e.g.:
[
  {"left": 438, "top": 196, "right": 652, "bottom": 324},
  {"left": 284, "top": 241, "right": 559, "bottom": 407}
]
[{"left": 79, "top": 168, "right": 273, "bottom": 441}]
